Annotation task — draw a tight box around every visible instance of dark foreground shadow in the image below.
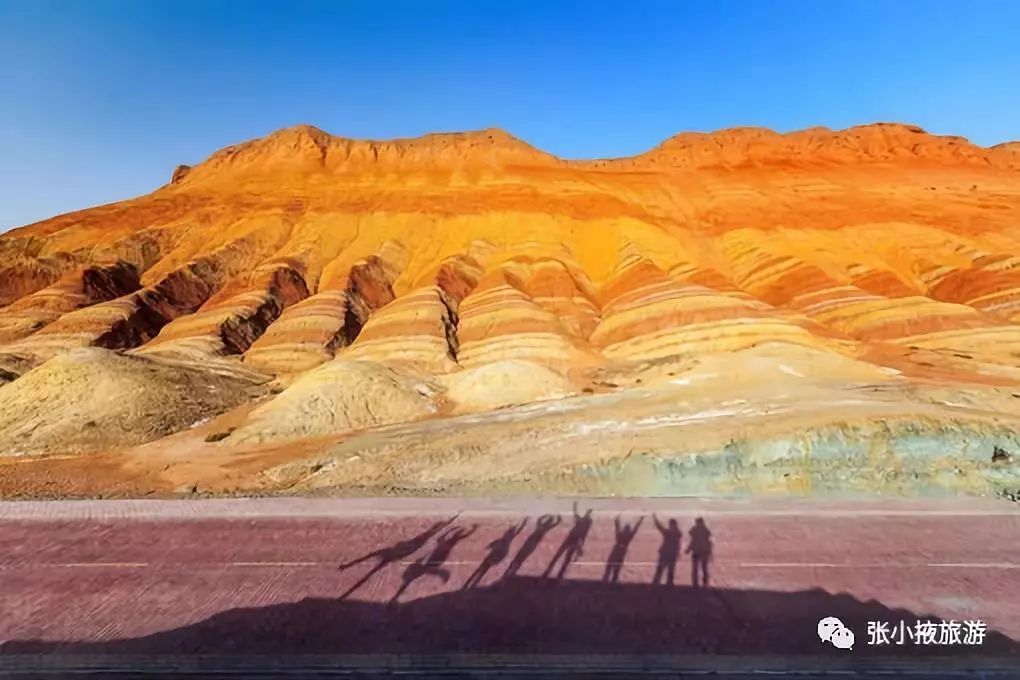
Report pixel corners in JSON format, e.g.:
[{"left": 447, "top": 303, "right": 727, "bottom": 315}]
[{"left": 4, "top": 578, "right": 1016, "bottom": 658}]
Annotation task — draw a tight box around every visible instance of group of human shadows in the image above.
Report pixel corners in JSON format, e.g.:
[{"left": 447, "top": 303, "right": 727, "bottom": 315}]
[{"left": 338, "top": 504, "right": 713, "bottom": 604}]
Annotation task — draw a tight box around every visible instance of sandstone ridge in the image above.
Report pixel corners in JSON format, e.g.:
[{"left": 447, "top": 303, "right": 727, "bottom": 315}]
[{"left": 155, "top": 123, "right": 1020, "bottom": 185}]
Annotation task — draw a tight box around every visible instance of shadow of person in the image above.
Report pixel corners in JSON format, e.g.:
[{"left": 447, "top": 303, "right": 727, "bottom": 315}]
[
  {"left": 504, "top": 514, "right": 560, "bottom": 578},
  {"left": 391, "top": 525, "right": 478, "bottom": 603},
  {"left": 686, "top": 517, "right": 713, "bottom": 588},
  {"left": 543, "top": 503, "right": 593, "bottom": 580},
  {"left": 463, "top": 519, "right": 528, "bottom": 589},
  {"left": 337, "top": 515, "right": 457, "bottom": 599},
  {"left": 652, "top": 514, "right": 681, "bottom": 586},
  {"left": 602, "top": 515, "right": 643, "bottom": 583}
]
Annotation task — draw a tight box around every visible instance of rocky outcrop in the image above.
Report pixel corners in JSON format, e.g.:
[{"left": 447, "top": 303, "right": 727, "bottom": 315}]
[
  {"left": 340, "top": 254, "right": 482, "bottom": 373},
  {"left": 135, "top": 263, "right": 308, "bottom": 361},
  {"left": 590, "top": 254, "right": 826, "bottom": 362},
  {"left": 502, "top": 256, "right": 601, "bottom": 339},
  {"left": 0, "top": 250, "right": 79, "bottom": 307},
  {"left": 723, "top": 238, "right": 997, "bottom": 342},
  {"left": 243, "top": 254, "right": 399, "bottom": 374},
  {"left": 456, "top": 267, "right": 600, "bottom": 370},
  {"left": 846, "top": 264, "right": 919, "bottom": 298},
  {"left": 170, "top": 164, "right": 192, "bottom": 184},
  {"left": 0, "top": 262, "right": 140, "bottom": 344},
  {"left": 615, "top": 123, "right": 1020, "bottom": 171},
  {"left": 181, "top": 125, "right": 559, "bottom": 185},
  {"left": 341, "top": 286, "right": 463, "bottom": 374},
  {"left": 927, "top": 255, "right": 1020, "bottom": 322},
  {"left": 0, "top": 260, "right": 217, "bottom": 370}
]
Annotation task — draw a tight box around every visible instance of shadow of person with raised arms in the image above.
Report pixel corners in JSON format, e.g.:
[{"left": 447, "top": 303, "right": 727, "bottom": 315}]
[
  {"left": 463, "top": 519, "right": 527, "bottom": 589},
  {"left": 686, "top": 516, "right": 712, "bottom": 588},
  {"left": 337, "top": 515, "right": 457, "bottom": 599},
  {"left": 504, "top": 514, "right": 560, "bottom": 578},
  {"left": 602, "top": 515, "right": 643, "bottom": 583},
  {"left": 391, "top": 524, "right": 478, "bottom": 603},
  {"left": 543, "top": 502, "right": 593, "bottom": 580},
  {"left": 652, "top": 514, "right": 681, "bottom": 586}
]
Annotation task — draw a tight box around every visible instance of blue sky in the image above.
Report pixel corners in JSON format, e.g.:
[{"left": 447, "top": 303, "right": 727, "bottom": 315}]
[{"left": 2, "top": 0, "right": 1019, "bottom": 228}]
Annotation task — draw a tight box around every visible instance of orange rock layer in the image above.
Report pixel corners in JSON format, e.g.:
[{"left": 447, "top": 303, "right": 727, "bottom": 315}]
[{"left": 2, "top": 121, "right": 1020, "bottom": 391}]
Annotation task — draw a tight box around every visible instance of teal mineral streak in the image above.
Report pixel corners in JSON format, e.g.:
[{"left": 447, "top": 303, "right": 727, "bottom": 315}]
[{"left": 628, "top": 420, "right": 1020, "bottom": 497}]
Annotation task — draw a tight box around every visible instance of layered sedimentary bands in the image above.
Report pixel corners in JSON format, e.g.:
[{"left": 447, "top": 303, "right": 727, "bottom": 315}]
[{"left": 1, "top": 122, "right": 1020, "bottom": 497}]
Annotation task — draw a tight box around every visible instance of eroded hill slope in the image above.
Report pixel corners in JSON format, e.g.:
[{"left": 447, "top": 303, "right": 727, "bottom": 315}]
[{"left": 1, "top": 122, "right": 1019, "bottom": 497}]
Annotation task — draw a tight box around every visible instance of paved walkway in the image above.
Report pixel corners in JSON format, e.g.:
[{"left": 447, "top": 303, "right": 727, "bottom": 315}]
[{"left": 1, "top": 497, "right": 1018, "bottom": 667}]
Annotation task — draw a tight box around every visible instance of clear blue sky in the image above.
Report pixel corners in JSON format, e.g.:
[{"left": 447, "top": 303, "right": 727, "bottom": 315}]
[{"left": 2, "top": 0, "right": 1019, "bottom": 229}]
